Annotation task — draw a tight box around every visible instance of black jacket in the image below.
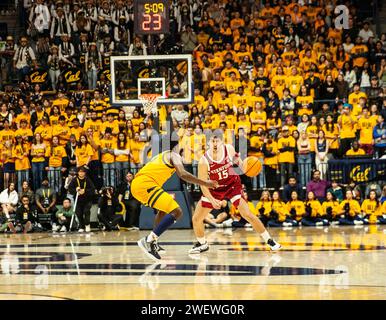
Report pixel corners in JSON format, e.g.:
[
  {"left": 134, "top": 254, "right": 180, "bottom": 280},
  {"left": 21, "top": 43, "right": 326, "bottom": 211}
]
[
  {"left": 15, "top": 205, "right": 37, "bottom": 224},
  {"left": 282, "top": 183, "right": 304, "bottom": 202},
  {"left": 68, "top": 176, "right": 96, "bottom": 204}
]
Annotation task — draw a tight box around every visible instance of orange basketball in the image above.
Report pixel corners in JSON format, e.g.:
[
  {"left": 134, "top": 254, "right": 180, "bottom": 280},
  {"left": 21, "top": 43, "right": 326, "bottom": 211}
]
[{"left": 243, "top": 156, "right": 262, "bottom": 177}]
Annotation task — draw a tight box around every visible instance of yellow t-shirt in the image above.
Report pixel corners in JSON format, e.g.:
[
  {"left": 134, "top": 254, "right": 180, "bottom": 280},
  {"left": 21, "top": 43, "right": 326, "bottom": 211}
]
[
  {"left": 34, "top": 125, "right": 52, "bottom": 144},
  {"left": 286, "top": 200, "right": 305, "bottom": 220},
  {"left": 278, "top": 136, "right": 296, "bottom": 163},
  {"left": 0, "top": 129, "right": 15, "bottom": 143},
  {"left": 250, "top": 111, "right": 267, "bottom": 132},
  {"left": 12, "top": 144, "right": 31, "bottom": 170},
  {"left": 338, "top": 114, "right": 356, "bottom": 139},
  {"left": 100, "top": 139, "right": 117, "bottom": 163},
  {"left": 45, "top": 145, "right": 67, "bottom": 168},
  {"left": 321, "top": 200, "right": 340, "bottom": 217},
  {"left": 339, "top": 199, "right": 361, "bottom": 216},
  {"left": 346, "top": 148, "right": 366, "bottom": 156},
  {"left": 115, "top": 141, "right": 131, "bottom": 162},
  {"left": 130, "top": 139, "right": 145, "bottom": 164},
  {"left": 357, "top": 117, "right": 377, "bottom": 145},
  {"left": 75, "top": 144, "right": 94, "bottom": 167},
  {"left": 31, "top": 144, "right": 46, "bottom": 163},
  {"left": 52, "top": 124, "right": 71, "bottom": 146}
]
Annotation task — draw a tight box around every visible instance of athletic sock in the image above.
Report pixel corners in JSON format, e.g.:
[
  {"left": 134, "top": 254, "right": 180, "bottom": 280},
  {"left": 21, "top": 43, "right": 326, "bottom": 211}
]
[
  {"left": 197, "top": 237, "right": 206, "bottom": 245},
  {"left": 146, "top": 231, "right": 159, "bottom": 243},
  {"left": 260, "top": 230, "right": 271, "bottom": 243},
  {"left": 153, "top": 214, "right": 176, "bottom": 237}
]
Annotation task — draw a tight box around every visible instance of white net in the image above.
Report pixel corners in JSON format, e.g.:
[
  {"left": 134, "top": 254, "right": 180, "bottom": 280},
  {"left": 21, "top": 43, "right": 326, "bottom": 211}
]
[{"left": 139, "top": 94, "right": 161, "bottom": 115}]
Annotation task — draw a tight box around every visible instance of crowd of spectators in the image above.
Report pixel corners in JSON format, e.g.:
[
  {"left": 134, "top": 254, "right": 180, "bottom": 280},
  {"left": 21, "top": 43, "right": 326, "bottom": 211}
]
[{"left": 0, "top": 0, "right": 385, "bottom": 233}]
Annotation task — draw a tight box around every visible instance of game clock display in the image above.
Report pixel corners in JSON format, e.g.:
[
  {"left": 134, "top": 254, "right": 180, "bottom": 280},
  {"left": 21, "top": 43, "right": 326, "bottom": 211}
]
[{"left": 134, "top": 0, "right": 169, "bottom": 34}]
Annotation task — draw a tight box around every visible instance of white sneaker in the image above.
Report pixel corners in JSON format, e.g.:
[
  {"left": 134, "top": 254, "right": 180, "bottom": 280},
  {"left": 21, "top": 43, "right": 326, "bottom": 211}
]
[
  {"left": 316, "top": 221, "right": 324, "bottom": 226},
  {"left": 282, "top": 222, "right": 292, "bottom": 227},
  {"left": 78, "top": 228, "right": 84, "bottom": 233},
  {"left": 244, "top": 223, "right": 252, "bottom": 228},
  {"left": 85, "top": 225, "right": 91, "bottom": 232},
  {"left": 188, "top": 241, "right": 209, "bottom": 254},
  {"left": 267, "top": 239, "right": 281, "bottom": 251},
  {"left": 354, "top": 220, "right": 364, "bottom": 225},
  {"left": 222, "top": 219, "right": 233, "bottom": 228},
  {"left": 52, "top": 224, "right": 59, "bottom": 232},
  {"left": 60, "top": 225, "right": 67, "bottom": 232}
]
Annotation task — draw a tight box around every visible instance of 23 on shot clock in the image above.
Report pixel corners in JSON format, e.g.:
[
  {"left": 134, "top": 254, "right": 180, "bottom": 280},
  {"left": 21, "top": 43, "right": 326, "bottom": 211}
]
[{"left": 134, "top": 0, "right": 169, "bottom": 34}]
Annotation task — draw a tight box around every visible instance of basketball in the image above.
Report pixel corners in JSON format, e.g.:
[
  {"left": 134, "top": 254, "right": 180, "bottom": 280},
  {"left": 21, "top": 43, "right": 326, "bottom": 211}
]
[{"left": 243, "top": 156, "right": 262, "bottom": 177}]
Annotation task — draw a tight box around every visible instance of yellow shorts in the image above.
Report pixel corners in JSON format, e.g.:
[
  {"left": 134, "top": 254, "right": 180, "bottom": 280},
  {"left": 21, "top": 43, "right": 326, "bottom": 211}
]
[{"left": 130, "top": 175, "right": 179, "bottom": 214}]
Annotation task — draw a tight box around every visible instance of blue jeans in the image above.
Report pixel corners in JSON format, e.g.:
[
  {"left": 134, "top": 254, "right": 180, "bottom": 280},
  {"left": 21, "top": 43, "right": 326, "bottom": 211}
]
[
  {"left": 16, "top": 170, "right": 29, "bottom": 192},
  {"left": 298, "top": 154, "right": 312, "bottom": 187},
  {"left": 48, "top": 167, "right": 62, "bottom": 193},
  {"left": 32, "top": 161, "right": 45, "bottom": 191},
  {"left": 102, "top": 163, "right": 116, "bottom": 187},
  {"left": 87, "top": 69, "right": 97, "bottom": 90},
  {"left": 115, "top": 161, "right": 129, "bottom": 185}
]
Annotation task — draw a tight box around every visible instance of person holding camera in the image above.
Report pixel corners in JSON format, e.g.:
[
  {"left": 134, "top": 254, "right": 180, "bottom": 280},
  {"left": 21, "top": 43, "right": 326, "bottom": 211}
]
[
  {"left": 68, "top": 166, "right": 96, "bottom": 233},
  {"left": 117, "top": 171, "right": 141, "bottom": 230},
  {"left": 98, "top": 186, "right": 123, "bottom": 231}
]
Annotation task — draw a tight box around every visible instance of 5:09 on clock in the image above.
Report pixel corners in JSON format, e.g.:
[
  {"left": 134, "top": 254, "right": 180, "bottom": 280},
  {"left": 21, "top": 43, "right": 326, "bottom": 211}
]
[{"left": 134, "top": 0, "right": 170, "bottom": 35}]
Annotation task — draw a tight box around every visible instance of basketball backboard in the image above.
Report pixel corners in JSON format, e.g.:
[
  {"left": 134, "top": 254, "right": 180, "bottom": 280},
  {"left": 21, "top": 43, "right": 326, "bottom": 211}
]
[{"left": 110, "top": 54, "right": 193, "bottom": 106}]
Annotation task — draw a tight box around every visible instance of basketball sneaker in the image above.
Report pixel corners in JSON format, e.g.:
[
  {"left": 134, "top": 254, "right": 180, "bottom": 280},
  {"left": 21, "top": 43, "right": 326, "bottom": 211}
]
[
  {"left": 85, "top": 225, "right": 91, "bottom": 232},
  {"left": 137, "top": 237, "right": 161, "bottom": 261},
  {"left": 155, "top": 242, "right": 166, "bottom": 254},
  {"left": 267, "top": 239, "right": 281, "bottom": 251},
  {"left": 188, "top": 241, "right": 209, "bottom": 254}
]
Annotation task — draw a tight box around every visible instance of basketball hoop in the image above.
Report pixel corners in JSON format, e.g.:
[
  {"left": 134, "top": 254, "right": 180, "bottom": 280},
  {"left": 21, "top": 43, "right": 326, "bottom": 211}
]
[{"left": 139, "top": 93, "right": 162, "bottom": 115}]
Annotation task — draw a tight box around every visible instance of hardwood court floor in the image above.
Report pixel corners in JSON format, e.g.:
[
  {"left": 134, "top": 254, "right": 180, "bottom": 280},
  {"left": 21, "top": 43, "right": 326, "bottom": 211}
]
[{"left": 0, "top": 225, "right": 385, "bottom": 300}]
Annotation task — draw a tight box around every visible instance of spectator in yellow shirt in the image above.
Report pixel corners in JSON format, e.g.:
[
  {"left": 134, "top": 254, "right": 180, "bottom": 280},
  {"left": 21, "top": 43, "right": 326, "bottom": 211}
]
[
  {"left": 301, "top": 191, "right": 329, "bottom": 226},
  {"left": 52, "top": 115, "right": 71, "bottom": 146},
  {"left": 100, "top": 128, "right": 117, "bottom": 187},
  {"left": 75, "top": 134, "right": 94, "bottom": 169},
  {"left": 357, "top": 107, "right": 377, "bottom": 155},
  {"left": 345, "top": 141, "right": 366, "bottom": 157},
  {"left": 362, "top": 190, "right": 385, "bottom": 224},
  {"left": 30, "top": 132, "right": 47, "bottom": 191},
  {"left": 114, "top": 132, "right": 131, "bottom": 183},
  {"left": 338, "top": 190, "right": 364, "bottom": 225},
  {"left": 45, "top": 136, "right": 67, "bottom": 193},
  {"left": 12, "top": 135, "right": 31, "bottom": 192},
  {"left": 267, "top": 191, "right": 294, "bottom": 227},
  {"left": 338, "top": 104, "right": 357, "bottom": 155}
]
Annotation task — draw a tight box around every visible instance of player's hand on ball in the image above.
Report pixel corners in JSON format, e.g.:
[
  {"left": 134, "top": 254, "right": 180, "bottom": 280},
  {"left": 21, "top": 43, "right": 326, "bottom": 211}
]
[{"left": 205, "top": 180, "right": 219, "bottom": 189}]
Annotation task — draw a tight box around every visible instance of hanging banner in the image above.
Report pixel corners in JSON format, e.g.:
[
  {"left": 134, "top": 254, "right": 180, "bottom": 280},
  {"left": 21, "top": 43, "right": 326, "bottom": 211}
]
[
  {"left": 62, "top": 67, "right": 84, "bottom": 85},
  {"left": 328, "top": 158, "right": 386, "bottom": 184},
  {"left": 29, "top": 68, "right": 49, "bottom": 85}
]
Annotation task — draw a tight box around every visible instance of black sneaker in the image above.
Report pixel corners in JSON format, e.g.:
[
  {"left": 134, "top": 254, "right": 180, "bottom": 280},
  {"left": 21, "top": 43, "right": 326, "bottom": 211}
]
[
  {"left": 188, "top": 241, "right": 209, "bottom": 254},
  {"left": 155, "top": 242, "right": 166, "bottom": 254},
  {"left": 137, "top": 237, "right": 161, "bottom": 261}
]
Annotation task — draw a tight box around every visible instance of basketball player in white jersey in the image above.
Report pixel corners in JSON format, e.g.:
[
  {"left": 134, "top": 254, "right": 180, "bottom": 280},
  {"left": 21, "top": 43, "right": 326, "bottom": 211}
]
[{"left": 189, "top": 135, "right": 281, "bottom": 254}]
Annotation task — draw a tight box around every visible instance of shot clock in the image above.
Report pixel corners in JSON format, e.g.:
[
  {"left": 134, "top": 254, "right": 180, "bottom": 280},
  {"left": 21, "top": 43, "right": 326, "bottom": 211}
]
[{"left": 134, "top": 0, "right": 169, "bottom": 34}]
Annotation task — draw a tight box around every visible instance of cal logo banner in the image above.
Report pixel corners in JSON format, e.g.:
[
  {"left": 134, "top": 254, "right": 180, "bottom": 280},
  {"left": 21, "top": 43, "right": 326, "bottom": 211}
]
[
  {"left": 98, "top": 69, "right": 111, "bottom": 82},
  {"left": 62, "top": 67, "right": 84, "bottom": 84},
  {"left": 29, "top": 68, "right": 49, "bottom": 85},
  {"left": 328, "top": 159, "right": 386, "bottom": 184}
]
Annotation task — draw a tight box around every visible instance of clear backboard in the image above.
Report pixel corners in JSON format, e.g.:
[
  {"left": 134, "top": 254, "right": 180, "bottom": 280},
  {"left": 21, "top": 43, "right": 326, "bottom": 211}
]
[{"left": 110, "top": 54, "right": 193, "bottom": 106}]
